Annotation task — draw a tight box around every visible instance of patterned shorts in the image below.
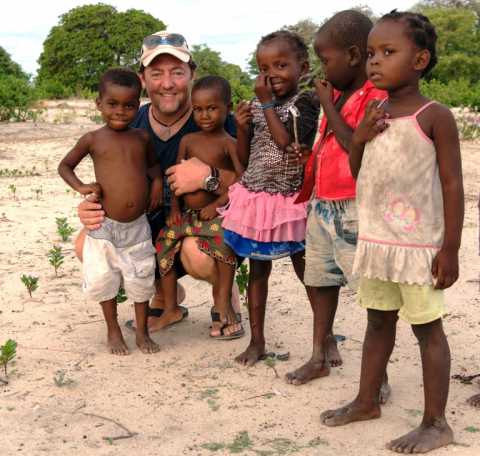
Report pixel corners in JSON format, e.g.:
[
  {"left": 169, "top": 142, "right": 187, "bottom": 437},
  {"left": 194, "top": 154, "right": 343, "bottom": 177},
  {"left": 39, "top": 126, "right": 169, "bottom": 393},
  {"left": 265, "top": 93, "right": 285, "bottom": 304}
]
[
  {"left": 155, "top": 210, "right": 236, "bottom": 276},
  {"left": 304, "top": 199, "right": 358, "bottom": 289}
]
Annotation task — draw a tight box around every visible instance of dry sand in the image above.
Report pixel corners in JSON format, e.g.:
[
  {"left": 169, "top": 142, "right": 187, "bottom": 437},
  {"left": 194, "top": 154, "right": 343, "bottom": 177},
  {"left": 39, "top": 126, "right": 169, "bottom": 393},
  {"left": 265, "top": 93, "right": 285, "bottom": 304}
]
[{"left": 0, "top": 100, "right": 479, "bottom": 455}]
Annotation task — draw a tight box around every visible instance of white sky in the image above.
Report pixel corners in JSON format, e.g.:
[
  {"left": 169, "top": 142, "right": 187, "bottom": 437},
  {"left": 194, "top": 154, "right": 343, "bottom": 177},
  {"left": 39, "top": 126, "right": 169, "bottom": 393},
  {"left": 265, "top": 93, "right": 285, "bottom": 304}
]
[{"left": 1, "top": 0, "right": 417, "bottom": 75}]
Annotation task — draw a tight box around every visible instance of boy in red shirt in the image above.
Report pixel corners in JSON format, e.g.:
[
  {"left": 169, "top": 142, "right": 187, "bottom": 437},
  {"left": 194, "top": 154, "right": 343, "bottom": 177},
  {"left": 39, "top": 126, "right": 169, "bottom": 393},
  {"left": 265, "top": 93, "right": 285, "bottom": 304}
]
[{"left": 286, "top": 10, "right": 386, "bottom": 387}]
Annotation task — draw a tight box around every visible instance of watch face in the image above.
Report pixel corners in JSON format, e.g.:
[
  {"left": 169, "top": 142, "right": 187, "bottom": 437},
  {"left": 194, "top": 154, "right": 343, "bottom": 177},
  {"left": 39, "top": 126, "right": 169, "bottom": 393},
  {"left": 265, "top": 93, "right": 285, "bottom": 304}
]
[{"left": 205, "top": 176, "right": 220, "bottom": 192}]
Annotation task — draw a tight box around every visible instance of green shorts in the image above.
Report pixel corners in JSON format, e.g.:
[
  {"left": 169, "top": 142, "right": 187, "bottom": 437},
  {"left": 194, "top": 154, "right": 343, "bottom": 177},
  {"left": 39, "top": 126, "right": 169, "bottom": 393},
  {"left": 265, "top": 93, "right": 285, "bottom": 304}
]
[{"left": 358, "top": 277, "right": 445, "bottom": 325}]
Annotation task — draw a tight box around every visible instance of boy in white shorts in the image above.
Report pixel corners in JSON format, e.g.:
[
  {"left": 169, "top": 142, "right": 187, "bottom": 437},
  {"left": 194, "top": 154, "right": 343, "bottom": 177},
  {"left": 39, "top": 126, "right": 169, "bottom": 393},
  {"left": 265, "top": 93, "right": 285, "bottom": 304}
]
[{"left": 58, "top": 68, "right": 163, "bottom": 355}]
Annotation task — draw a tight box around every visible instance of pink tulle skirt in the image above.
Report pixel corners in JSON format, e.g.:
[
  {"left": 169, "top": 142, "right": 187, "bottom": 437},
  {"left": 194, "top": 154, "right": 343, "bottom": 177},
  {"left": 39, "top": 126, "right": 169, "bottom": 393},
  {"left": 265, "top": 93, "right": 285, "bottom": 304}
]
[{"left": 219, "top": 183, "right": 307, "bottom": 243}]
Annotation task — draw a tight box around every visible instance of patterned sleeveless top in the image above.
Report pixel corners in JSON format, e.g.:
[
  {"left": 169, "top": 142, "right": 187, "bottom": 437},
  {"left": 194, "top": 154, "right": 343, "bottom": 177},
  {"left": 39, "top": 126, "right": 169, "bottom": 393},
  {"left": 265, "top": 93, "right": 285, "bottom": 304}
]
[
  {"left": 354, "top": 101, "right": 445, "bottom": 285},
  {"left": 241, "top": 93, "right": 319, "bottom": 196}
]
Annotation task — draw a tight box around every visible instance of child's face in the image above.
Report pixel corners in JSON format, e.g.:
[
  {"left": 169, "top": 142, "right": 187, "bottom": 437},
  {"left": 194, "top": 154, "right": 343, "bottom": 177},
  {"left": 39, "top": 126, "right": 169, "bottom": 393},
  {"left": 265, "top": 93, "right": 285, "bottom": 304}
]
[
  {"left": 256, "top": 41, "right": 307, "bottom": 99},
  {"left": 191, "top": 88, "right": 229, "bottom": 133},
  {"left": 96, "top": 83, "right": 140, "bottom": 131},
  {"left": 314, "top": 33, "right": 355, "bottom": 91},
  {"left": 366, "top": 20, "right": 427, "bottom": 91}
]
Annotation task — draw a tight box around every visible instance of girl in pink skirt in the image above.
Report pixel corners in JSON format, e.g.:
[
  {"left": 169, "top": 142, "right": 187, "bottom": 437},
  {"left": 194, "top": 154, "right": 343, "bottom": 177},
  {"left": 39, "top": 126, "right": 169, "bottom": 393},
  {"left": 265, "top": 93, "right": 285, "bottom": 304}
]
[{"left": 221, "top": 30, "right": 319, "bottom": 365}]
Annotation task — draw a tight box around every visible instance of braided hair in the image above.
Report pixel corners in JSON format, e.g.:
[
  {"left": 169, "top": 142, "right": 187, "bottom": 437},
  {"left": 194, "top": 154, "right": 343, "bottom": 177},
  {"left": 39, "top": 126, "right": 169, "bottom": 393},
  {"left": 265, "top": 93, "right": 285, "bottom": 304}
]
[
  {"left": 379, "top": 10, "right": 438, "bottom": 77},
  {"left": 256, "top": 30, "right": 309, "bottom": 64}
]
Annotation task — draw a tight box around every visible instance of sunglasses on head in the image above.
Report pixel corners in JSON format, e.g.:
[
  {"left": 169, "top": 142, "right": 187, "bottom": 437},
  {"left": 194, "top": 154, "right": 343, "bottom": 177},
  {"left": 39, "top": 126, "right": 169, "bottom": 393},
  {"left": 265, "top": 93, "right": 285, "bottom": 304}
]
[{"left": 143, "top": 33, "right": 188, "bottom": 49}]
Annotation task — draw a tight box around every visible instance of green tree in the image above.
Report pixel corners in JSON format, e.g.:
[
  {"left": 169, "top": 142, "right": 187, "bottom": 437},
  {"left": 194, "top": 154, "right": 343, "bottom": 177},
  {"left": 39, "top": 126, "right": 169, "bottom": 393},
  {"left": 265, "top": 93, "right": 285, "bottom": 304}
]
[
  {"left": 37, "top": 4, "right": 165, "bottom": 92},
  {"left": 0, "top": 47, "right": 28, "bottom": 79},
  {"left": 191, "top": 44, "right": 253, "bottom": 105}
]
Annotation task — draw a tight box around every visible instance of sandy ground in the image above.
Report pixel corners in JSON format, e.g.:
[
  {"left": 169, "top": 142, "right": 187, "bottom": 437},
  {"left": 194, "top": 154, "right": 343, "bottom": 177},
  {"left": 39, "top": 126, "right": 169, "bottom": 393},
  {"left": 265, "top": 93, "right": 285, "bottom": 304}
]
[{"left": 0, "top": 100, "right": 479, "bottom": 456}]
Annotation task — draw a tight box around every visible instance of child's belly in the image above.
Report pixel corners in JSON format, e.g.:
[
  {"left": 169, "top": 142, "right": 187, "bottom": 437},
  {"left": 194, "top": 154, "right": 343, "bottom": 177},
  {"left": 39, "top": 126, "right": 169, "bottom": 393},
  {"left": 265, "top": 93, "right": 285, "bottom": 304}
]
[
  {"left": 183, "top": 190, "right": 217, "bottom": 210},
  {"left": 100, "top": 175, "right": 149, "bottom": 223}
]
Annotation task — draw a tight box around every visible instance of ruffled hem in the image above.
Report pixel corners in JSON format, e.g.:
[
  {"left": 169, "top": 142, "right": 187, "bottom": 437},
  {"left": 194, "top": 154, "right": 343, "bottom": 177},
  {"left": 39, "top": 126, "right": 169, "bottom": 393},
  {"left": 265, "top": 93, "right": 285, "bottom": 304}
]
[
  {"left": 353, "top": 239, "right": 440, "bottom": 285},
  {"left": 219, "top": 183, "right": 307, "bottom": 242}
]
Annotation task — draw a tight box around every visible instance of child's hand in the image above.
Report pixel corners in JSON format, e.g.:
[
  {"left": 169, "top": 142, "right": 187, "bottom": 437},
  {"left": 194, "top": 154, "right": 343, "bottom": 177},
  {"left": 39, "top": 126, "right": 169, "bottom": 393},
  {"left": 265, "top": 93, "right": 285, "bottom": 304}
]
[
  {"left": 199, "top": 204, "right": 218, "bottom": 221},
  {"left": 148, "top": 179, "right": 163, "bottom": 212},
  {"left": 166, "top": 208, "right": 182, "bottom": 227},
  {"left": 255, "top": 74, "right": 274, "bottom": 103},
  {"left": 432, "top": 247, "right": 459, "bottom": 289},
  {"left": 353, "top": 99, "right": 389, "bottom": 145},
  {"left": 235, "top": 101, "right": 253, "bottom": 132},
  {"left": 314, "top": 79, "right": 334, "bottom": 106},
  {"left": 286, "top": 142, "right": 312, "bottom": 166},
  {"left": 79, "top": 182, "right": 102, "bottom": 198}
]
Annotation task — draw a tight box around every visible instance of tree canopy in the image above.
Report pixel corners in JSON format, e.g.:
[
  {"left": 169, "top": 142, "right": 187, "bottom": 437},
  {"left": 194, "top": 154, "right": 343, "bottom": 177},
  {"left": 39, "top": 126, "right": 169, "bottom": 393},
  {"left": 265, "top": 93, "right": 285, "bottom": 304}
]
[
  {"left": 37, "top": 4, "right": 165, "bottom": 92},
  {"left": 0, "top": 47, "right": 28, "bottom": 80}
]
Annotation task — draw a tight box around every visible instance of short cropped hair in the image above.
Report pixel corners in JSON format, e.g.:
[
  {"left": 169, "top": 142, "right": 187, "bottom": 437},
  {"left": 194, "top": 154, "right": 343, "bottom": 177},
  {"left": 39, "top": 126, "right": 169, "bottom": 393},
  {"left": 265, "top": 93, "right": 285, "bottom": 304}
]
[
  {"left": 192, "top": 75, "right": 232, "bottom": 105},
  {"left": 316, "top": 10, "right": 373, "bottom": 58},
  {"left": 379, "top": 10, "right": 438, "bottom": 76},
  {"left": 98, "top": 68, "right": 142, "bottom": 97}
]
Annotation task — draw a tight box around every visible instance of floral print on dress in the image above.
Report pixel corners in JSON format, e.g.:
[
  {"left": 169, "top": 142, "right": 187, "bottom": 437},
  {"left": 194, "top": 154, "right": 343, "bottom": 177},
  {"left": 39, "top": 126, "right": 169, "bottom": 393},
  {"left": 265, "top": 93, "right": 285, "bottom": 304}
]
[{"left": 384, "top": 196, "right": 421, "bottom": 233}]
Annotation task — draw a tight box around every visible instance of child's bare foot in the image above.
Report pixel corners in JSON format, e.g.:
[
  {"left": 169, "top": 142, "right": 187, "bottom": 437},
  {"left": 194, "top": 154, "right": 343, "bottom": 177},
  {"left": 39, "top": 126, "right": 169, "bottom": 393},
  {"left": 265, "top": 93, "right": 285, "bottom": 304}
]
[
  {"left": 235, "top": 342, "right": 265, "bottom": 366},
  {"left": 136, "top": 333, "right": 160, "bottom": 354},
  {"left": 107, "top": 328, "right": 129, "bottom": 355},
  {"left": 467, "top": 393, "right": 480, "bottom": 408},
  {"left": 386, "top": 419, "right": 453, "bottom": 453},
  {"left": 285, "top": 358, "right": 330, "bottom": 385},
  {"left": 326, "top": 335, "right": 343, "bottom": 367},
  {"left": 320, "top": 399, "right": 381, "bottom": 426}
]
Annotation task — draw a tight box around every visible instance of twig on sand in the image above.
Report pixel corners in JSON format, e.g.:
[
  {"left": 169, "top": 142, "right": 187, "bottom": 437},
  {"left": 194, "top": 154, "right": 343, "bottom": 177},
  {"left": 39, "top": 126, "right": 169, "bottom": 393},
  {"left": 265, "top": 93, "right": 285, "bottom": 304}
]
[
  {"left": 73, "top": 319, "right": 104, "bottom": 326},
  {"left": 82, "top": 412, "right": 138, "bottom": 441},
  {"left": 0, "top": 377, "right": 8, "bottom": 385},
  {"left": 20, "top": 345, "right": 88, "bottom": 355}
]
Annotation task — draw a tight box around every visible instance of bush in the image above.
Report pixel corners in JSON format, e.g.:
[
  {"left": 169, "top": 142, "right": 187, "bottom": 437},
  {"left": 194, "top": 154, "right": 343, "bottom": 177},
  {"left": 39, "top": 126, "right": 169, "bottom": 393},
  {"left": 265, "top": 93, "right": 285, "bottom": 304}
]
[
  {"left": 0, "top": 75, "right": 38, "bottom": 121},
  {"left": 421, "top": 78, "right": 480, "bottom": 109},
  {"left": 35, "top": 79, "right": 73, "bottom": 100}
]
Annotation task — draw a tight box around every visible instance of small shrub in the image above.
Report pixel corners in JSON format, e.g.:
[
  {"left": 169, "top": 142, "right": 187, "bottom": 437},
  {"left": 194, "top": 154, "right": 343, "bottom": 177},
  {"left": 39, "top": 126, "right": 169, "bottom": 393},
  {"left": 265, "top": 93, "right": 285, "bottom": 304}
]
[
  {"left": 56, "top": 217, "right": 75, "bottom": 242},
  {"left": 235, "top": 263, "right": 249, "bottom": 306},
  {"left": 35, "top": 79, "right": 72, "bottom": 100},
  {"left": 0, "top": 339, "right": 17, "bottom": 382},
  {"left": 8, "top": 184, "right": 16, "bottom": 199},
  {"left": 20, "top": 274, "right": 38, "bottom": 298},
  {"left": 48, "top": 245, "right": 64, "bottom": 276},
  {"left": 0, "top": 75, "right": 38, "bottom": 121}
]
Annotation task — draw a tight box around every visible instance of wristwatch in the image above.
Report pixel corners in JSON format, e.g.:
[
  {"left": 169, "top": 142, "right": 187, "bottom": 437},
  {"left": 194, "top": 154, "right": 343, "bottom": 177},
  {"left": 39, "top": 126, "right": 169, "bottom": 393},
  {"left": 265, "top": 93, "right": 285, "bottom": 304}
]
[{"left": 204, "top": 166, "right": 220, "bottom": 192}]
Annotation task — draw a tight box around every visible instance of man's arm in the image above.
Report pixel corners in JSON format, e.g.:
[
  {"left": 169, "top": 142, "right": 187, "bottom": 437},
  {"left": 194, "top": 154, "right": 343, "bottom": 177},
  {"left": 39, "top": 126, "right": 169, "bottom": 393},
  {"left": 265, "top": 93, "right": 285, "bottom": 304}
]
[{"left": 165, "top": 157, "right": 236, "bottom": 197}]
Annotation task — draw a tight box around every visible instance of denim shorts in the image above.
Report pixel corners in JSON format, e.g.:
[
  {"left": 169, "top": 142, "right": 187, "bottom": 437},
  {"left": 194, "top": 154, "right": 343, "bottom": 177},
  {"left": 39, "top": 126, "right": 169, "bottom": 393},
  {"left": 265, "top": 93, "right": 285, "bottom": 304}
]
[{"left": 304, "top": 199, "right": 358, "bottom": 289}]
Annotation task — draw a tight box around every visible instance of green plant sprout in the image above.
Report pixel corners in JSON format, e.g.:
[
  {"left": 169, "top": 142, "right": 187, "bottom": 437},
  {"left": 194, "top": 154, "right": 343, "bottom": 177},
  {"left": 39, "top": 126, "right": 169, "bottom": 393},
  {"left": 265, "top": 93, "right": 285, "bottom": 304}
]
[
  {"left": 53, "top": 369, "right": 74, "bottom": 387},
  {"left": 0, "top": 339, "right": 17, "bottom": 384},
  {"left": 33, "top": 188, "right": 43, "bottom": 200},
  {"left": 21, "top": 274, "right": 39, "bottom": 298},
  {"left": 264, "top": 355, "right": 279, "bottom": 378},
  {"left": 8, "top": 184, "right": 16, "bottom": 199},
  {"left": 0, "top": 167, "right": 40, "bottom": 178},
  {"left": 48, "top": 245, "right": 64, "bottom": 277},
  {"left": 235, "top": 263, "right": 249, "bottom": 306},
  {"left": 56, "top": 217, "right": 75, "bottom": 242}
]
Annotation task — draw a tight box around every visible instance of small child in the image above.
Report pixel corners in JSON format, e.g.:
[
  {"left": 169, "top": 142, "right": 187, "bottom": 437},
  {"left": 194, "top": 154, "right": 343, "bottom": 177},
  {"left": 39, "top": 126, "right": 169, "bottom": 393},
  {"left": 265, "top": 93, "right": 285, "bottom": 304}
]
[
  {"left": 221, "top": 31, "right": 320, "bottom": 364},
  {"left": 155, "top": 76, "right": 244, "bottom": 339},
  {"left": 321, "top": 11, "right": 463, "bottom": 454},
  {"left": 287, "top": 10, "right": 387, "bottom": 386},
  {"left": 58, "top": 68, "right": 163, "bottom": 355}
]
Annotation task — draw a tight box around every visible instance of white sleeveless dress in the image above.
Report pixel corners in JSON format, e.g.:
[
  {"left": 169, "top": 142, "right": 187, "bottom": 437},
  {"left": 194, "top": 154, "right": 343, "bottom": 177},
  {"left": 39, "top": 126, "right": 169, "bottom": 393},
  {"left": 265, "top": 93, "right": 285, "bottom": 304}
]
[{"left": 354, "top": 101, "right": 445, "bottom": 285}]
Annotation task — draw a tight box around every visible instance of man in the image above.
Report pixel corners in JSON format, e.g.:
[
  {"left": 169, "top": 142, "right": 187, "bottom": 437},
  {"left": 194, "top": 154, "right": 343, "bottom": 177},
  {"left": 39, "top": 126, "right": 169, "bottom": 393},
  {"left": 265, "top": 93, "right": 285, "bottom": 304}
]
[{"left": 77, "top": 31, "right": 242, "bottom": 337}]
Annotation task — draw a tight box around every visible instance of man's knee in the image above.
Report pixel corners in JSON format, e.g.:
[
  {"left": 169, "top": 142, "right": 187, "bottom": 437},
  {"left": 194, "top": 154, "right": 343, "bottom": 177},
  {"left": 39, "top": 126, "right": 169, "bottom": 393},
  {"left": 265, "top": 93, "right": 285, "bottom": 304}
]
[{"left": 180, "top": 237, "right": 215, "bottom": 281}]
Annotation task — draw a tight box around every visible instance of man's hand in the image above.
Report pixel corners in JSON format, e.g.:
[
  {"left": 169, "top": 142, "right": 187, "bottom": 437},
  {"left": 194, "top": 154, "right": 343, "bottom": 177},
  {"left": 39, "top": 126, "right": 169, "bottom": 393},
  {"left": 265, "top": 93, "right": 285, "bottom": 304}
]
[
  {"left": 314, "top": 79, "right": 334, "bottom": 107},
  {"left": 353, "top": 99, "right": 389, "bottom": 145},
  {"left": 166, "top": 157, "right": 210, "bottom": 196},
  {"left": 255, "top": 74, "right": 274, "bottom": 104},
  {"left": 432, "top": 247, "right": 459, "bottom": 289},
  {"left": 199, "top": 204, "right": 219, "bottom": 221},
  {"left": 77, "top": 193, "right": 104, "bottom": 230},
  {"left": 235, "top": 101, "right": 253, "bottom": 132}
]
